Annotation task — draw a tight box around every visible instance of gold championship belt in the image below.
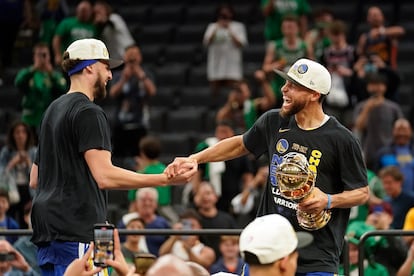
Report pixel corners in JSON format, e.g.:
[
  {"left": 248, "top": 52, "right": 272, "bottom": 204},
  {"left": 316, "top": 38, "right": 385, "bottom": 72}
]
[{"left": 275, "top": 152, "right": 331, "bottom": 231}]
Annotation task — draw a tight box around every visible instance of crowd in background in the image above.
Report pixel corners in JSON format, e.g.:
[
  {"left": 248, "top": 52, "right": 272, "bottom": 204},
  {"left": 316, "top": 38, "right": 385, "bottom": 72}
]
[{"left": 0, "top": 0, "right": 413, "bottom": 275}]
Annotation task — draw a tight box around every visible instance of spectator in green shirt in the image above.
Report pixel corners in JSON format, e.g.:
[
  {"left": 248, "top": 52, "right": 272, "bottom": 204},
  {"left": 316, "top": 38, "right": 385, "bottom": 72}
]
[
  {"left": 52, "top": 0, "right": 97, "bottom": 66},
  {"left": 128, "top": 136, "right": 173, "bottom": 220},
  {"left": 14, "top": 42, "right": 67, "bottom": 138},
  {"left": 339, "top": 221, "right": 389, "bottom": 276}
]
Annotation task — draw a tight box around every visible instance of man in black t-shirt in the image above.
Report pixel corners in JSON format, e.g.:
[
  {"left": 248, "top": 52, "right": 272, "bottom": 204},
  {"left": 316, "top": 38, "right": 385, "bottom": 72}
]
[
  {"left": 29, "top": 38, "right": 196, "bottom": 275},
  {"left": 166, "top": 58, "right": 369, "bottom": 274}
]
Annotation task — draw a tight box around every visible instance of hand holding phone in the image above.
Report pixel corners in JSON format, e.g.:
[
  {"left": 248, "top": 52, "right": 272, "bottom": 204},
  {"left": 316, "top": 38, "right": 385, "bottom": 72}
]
[
  {"left": 93, "top": 223, "right": 115, "bottom": 267},
  {"left": 181, "top": 219, "right": 192, "bottom": 240},
  {"left": 0, "top": 252, "right": 16, "bottom": 262}
]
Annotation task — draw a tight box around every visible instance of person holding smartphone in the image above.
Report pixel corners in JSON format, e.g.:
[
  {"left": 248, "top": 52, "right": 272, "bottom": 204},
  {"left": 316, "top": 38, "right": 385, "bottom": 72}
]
[
  {"left": 28, "top": 38, "right": 197, "bottom": 276},
  {"left": 64, "top": 229, "right": 139, "bottom": 276},
  {"left": 159, "top": 209, "right": 216, "bottom": 270},
  {"left": 14, "top": 42, "right": 67, "bottom": 140},
  {"left": 0, "top": 240, "right": 37, "bottom": 276}
]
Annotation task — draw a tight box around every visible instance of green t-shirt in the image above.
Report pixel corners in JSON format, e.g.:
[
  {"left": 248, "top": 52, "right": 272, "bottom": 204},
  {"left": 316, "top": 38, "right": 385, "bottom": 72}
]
[
  {"left": 338, "top": 262, "right": 389, "bottom": 276},
  {"left": 261, "top": 0, "right": 311, "bottom": 41},
  {"left": 270, "top": 38, "right": 308, "bottom": 101},
  {"left": 128, "top": 162, "right": 171, "bottom": 206},
  {"left": 243, "top": 99, "right": 258, "bottom": 130},
  {"left": 14, "top": 67, "right": 67, "bottom": 127},
  {"left": 55, "top": 17, "right": 97, "bottom": 54}
]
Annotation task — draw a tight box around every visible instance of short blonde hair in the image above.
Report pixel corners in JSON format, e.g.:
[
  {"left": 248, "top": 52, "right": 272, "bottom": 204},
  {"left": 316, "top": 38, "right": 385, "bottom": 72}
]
[{"left": 136, "top": 187, "right": 159, "bottom": 202}]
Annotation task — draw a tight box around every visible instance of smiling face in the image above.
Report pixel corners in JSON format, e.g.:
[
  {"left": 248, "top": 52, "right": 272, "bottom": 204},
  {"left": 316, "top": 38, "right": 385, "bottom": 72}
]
[
  {"left": 280, "top": 81, "right": 316, "bottom": 117},
  {"left": 219, "top": 236, "right": 239, "bottom": 259},
  {"left": 194, "top": 183, "right": 218, "bottom": 211}
]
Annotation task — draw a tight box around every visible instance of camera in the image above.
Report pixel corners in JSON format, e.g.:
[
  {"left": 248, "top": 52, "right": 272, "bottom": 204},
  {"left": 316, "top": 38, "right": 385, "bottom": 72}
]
[
  {"left": 93, "top": 223, "right": 115, "bottom": 267},
  {"left": 0, "top": 252, "right": 16, "bottom": 262}
]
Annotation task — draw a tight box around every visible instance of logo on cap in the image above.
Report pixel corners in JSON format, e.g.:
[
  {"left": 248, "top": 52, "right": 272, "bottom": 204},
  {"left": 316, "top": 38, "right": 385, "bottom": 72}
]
[
  {"left": 297, "top": 64, "right": 308, "bottom": 74},
  {"left": 103, "top": 48, "right": 109, "bottom": 58}
]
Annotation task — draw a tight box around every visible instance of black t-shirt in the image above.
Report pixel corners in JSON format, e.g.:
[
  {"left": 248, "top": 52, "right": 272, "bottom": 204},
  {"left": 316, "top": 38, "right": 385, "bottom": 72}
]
[
  {"left": 31, "top": 92, "right": 112, "bottom": 244},
  {"left": 243, "top": 109, "right": 367, "bottom": 273},
  {"left": 199, "top": 210, "right": 237, "bottom": 259}
]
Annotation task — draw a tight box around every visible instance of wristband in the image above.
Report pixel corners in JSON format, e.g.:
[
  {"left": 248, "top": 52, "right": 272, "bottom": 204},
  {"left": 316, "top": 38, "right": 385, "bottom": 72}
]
[{"left": 326, "top": 194, "right": 332, "bottom": 210}]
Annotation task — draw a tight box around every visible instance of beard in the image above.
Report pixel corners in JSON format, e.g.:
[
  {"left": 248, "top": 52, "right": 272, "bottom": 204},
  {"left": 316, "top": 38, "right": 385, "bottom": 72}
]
[
  {"left": 280, "top": 98, "right": 307, "bottom": 118},
  {"left": 93, "top": 74, "right": 107, "bottom": 101}
]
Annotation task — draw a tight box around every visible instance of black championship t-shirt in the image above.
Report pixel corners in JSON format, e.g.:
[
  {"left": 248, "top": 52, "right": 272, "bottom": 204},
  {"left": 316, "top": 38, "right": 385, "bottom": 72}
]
[
  {"left": 31, "top": 92, "right": 112, "bottom": 244},
  {"left": 243, "top": 109, "right": 367, "bottom": 273}
]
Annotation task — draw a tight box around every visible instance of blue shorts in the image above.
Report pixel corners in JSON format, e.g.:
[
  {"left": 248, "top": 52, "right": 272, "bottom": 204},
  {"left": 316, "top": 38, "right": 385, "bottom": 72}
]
[{"left": 38, "top": 241, "right": 109, "bottom": 276}]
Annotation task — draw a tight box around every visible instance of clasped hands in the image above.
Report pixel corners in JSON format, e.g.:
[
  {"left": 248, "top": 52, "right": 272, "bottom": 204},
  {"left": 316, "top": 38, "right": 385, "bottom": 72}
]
[{"left": 164, "top": 157, "right": 198, "bottom": 183}]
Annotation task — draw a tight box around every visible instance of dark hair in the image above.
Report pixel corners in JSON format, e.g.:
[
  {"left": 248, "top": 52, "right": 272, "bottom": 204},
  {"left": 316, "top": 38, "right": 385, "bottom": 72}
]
[
  {"left": 281, "top": 14, "right": 300, "bottom": 24},
  {"left": 127, "top": 216, "right": 146, "bottom": 227},
  {"left": 0, "top": 188, "right": 9, "bottom": 203},
  {"left": 179, "top": 208, "right": 202, "bottom": 223},
  {"left": 329, "top": 20, "right": 347, "bottom": 35},
  {"left": 94, "top": 0, "right": 113, "bottom": 14},
  {"left": 33, "top": 42, "right": 49, "bottom": 52},
  {"left": 312, "top": 7, "right": 333, "bottom": 19},
  {"left": 216, "top": 3, "right": 235, "bottom": 20},
  {"left": 6, "top": 121, "right": 35, "bottom": 151},
  {"left": 318, "top": 93, "right": 327, "bottom": 103},
  {"left": 61, "top": 51, "right": 82, "bottom": 73},
  {"left": 139, "top": 136, "right": 162, "bottom": 159},
  {"left": 379, "top": 165, "right": 404, "bottom": 182},
  {"left": 366, "top": 73, "right": 388, "bottom": 85},
  {"left": 125, "top": 44, "right": 140, "bottom": 52},
  {"left": 216, "top": 120, "right": 235, "bottom": 130}
]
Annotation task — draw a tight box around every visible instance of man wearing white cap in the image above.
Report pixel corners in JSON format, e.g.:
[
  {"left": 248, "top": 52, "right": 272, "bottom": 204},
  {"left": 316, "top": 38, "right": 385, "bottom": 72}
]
[
  {"left": 29, "top": 38, "right": 196, "bottom": 275},
  {"left": 166, "top": 58, "right": 369, "bottom": 275},
  {"left": 239, "top": 214, "right": 313, "bottom": 276}
]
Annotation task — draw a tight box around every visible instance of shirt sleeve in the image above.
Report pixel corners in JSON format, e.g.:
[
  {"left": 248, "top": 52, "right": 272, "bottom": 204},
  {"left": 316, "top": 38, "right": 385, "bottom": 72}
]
[
  {"left": 338, "top": 132, "right": 368, "bottom": 190},
  {"left": 75, "top": 107, "right": 112, "bottom": 153},
  {"left": 243, "top": 111, "right": 276, "bottom": 158}
]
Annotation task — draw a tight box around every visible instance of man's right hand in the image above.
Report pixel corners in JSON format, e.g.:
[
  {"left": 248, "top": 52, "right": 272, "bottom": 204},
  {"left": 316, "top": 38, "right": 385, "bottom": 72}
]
[{"left": 164, "top": 157, "right": 198, "bottom": 180}]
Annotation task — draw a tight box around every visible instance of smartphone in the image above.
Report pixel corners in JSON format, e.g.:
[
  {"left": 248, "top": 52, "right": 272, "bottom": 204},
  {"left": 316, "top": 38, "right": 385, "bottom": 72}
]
[
  {"left": 0, "top": 252, "right": 16, "bottom": 262},
  {"left": 182, "top": 219, "right": 192, "bottom": 230},
  {"left": 93, "top": 223, "right": 115, "bottom": 267},
  {"left": 181, "top": 219, "right": 192, "bottom": 240}
]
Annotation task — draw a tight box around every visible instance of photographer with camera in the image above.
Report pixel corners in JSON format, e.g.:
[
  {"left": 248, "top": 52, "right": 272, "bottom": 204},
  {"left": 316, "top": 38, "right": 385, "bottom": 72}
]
[
  {"left": 0, "top": 240, "right": 37, "bottom": 276},
  {"left": 14, "top": 42, "right": 67, "bottom": 140}
]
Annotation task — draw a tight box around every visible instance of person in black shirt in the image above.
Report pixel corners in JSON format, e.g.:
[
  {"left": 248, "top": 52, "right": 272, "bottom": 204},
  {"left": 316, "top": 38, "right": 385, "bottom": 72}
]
[
  {"left": 29, "top": 38, "right": 196, "bottom": 275},
  {"left": 166, "top": 58, "right": 369, "bottom": 274}
]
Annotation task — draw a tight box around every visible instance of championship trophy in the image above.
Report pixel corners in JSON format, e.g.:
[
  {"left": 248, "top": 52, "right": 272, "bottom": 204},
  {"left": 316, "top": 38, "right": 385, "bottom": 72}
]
[{"left": 275, "top": 152, "right": 331, "bottom": 231}]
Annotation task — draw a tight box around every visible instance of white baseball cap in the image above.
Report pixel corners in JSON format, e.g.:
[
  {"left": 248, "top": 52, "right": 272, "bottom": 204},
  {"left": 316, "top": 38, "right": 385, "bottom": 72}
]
[
  {"left": 274, "top": 58, "right": 332, "bottom": 95},
  {"left": 239, "top": 214, "right": 313, "bottom": 264},
  {"left": 65, "top": 38, "right": 124, "bottom": 69}
]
